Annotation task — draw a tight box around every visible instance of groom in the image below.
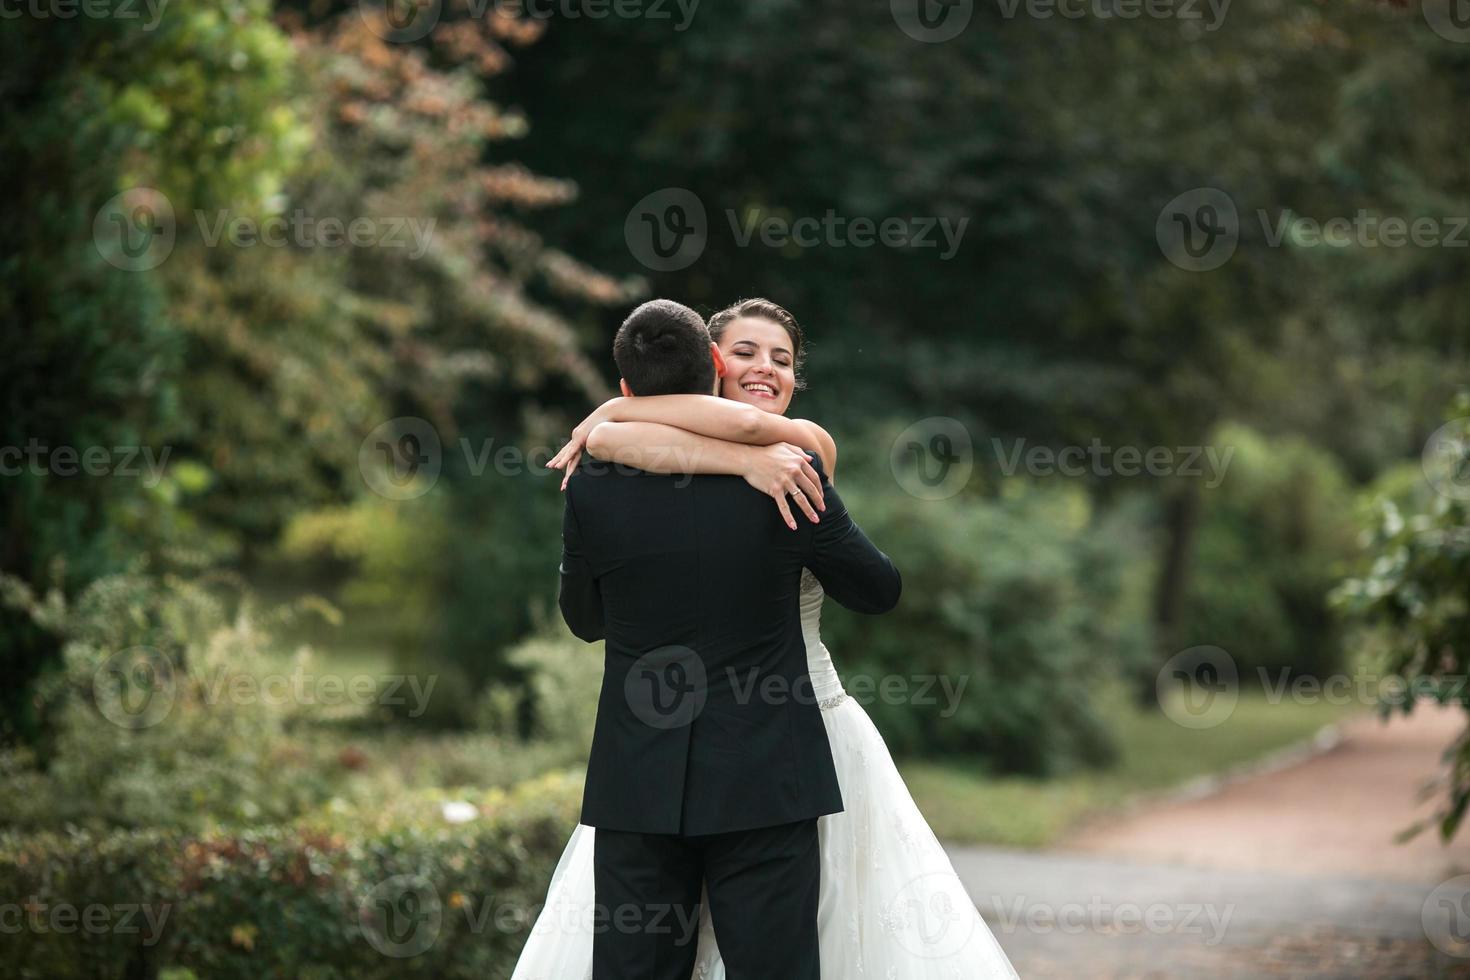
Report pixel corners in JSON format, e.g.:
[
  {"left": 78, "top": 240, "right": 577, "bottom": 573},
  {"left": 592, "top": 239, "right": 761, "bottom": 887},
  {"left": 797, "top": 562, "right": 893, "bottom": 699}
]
[{"left": 558, "top": 299, "right": 902, "bottom": 980}]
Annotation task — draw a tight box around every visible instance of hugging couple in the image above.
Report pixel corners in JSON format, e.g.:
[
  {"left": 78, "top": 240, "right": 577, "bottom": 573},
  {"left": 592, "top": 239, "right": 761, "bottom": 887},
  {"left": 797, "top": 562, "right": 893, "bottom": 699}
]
[{"left": 514, "top": 298, "right": 1018, "bottom": 979}]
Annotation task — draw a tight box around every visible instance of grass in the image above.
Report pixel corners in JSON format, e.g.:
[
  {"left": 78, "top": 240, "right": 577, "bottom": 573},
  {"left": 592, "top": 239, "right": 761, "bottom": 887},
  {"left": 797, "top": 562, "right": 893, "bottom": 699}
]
[
  {"left": 241, "top": 609, "right": 1359, "bottom": 851},
  {"left": 899, "top": 690, "right": 1355, "bottom": 848}
]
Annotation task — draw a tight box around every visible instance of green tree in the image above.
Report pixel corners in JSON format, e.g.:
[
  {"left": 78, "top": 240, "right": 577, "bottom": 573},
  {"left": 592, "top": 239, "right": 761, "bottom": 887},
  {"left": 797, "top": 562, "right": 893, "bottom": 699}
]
[
  {"left": 0, "top": 0, "right": 303, "bottom": 743},
  {"left": 1335, "top": 394, "right": 1470, "bottom": 840}
]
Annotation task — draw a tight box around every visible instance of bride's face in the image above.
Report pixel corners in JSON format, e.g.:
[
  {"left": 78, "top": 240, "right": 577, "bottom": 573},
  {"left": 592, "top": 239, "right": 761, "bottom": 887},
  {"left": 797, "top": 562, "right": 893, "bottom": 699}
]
[{"left": 717, "top": 317, "right": 797, "bottom": 415}]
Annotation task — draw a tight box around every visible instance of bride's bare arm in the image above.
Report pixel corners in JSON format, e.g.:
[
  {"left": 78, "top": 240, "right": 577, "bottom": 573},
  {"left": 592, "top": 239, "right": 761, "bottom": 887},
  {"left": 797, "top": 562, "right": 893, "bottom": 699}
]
[
  {"left": 590, "top": 395, "right": 814, "bottom": 449},
  {"left": 585, "top": 421, "right": 825, "bottom": 529},
  {"left": 548, "top": 395, "right": 836, "bottom": 475}
]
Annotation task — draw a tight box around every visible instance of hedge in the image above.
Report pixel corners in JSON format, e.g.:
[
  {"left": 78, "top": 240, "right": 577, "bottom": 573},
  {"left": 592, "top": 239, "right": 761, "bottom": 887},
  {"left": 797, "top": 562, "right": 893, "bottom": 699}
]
[{"left": 0, "top": 772, "right": 582, "bottom": 980}]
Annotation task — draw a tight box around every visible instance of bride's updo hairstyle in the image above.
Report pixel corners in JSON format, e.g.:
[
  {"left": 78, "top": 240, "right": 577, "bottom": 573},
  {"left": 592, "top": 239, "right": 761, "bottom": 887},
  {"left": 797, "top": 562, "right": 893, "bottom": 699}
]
[{"left": 706, "top": 298, "right": 808, "bottom": 391}]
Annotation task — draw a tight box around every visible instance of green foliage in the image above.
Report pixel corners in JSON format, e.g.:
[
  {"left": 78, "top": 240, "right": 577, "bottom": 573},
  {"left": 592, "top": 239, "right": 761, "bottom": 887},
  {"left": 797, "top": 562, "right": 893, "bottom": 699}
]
[
  {"left": 497, "top": 0, "right": 1450, "bottom": 706},
  {"left": 0, "top": 567, "right": 335, "bottom": 830},
  {"left": 0, "top": 565, "right": 581, "bottom": 833},
  {"left": 0, "top": 772, "right": 582, "bottom": 980},
  {"left": 156, "top": 8, "right": 637, "bottom": 552},
  {"left": 281, "top": 494, "right": 452, "bottom": 651},
  {"left": 97, "top": 0, "right": 310, "bottom": 211},
  {"left": 1183, "top": 423, "right": 1359, "bottom": 681},
  {"left": 821, "top": 461, "right": 1154, "bottom": 775},
  {"left": 479, "top": 630, "right": 603, "bottom": 753},
  {"left": 906, "top": 689, "right": 1350, "bottom": 848},
  {"left": 431, "top": 457, "right": 571, "bottom": 700},
  {"left": 2, "top": 0, "right": 636, "bottom": 744},
  {"left": 1334, "top": 393, "right": 1470, "bottom": 840}
]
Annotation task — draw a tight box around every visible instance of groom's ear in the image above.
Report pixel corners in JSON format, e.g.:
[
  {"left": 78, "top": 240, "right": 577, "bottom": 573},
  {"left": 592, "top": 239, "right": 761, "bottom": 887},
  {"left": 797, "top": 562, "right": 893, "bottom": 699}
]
[
  {"left": 619, "top": 378, "right": 634, "bottom": 398},
  {"left": 709, "top": 342, "right": 727, "bottom": 378}
]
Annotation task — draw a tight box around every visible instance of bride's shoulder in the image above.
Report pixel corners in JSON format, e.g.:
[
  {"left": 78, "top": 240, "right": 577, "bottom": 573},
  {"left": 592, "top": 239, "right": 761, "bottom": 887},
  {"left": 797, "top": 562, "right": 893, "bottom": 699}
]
[{"left": 791, "top": 419, "right": 837, "bottom": 478}]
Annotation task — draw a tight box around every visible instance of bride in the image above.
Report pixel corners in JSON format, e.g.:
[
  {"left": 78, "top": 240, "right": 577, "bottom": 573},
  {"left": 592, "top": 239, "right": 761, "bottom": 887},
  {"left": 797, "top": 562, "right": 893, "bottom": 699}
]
[{"left": 521, "top": 298, "right": 1018, "bottom": 979}]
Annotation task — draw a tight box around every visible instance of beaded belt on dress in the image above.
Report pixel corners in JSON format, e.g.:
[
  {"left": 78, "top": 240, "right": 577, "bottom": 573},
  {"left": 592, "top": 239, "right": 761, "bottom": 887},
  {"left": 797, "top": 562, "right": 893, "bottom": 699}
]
[{"left": 819, "top": 692, "right": 849, "bottom": 711}]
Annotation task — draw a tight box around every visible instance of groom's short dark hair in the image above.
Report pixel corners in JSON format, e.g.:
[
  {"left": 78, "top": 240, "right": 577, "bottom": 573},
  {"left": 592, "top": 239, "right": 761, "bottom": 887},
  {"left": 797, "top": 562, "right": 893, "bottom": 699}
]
[{"left": 613, "top": 299, "right": 715, "bottom": 396}]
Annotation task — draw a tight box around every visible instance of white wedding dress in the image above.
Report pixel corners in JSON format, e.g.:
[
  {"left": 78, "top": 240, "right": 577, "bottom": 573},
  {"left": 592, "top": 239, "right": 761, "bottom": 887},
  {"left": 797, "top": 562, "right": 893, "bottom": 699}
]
[{"left": 511, "top": 569, "right": 1020, "bottom": 979}]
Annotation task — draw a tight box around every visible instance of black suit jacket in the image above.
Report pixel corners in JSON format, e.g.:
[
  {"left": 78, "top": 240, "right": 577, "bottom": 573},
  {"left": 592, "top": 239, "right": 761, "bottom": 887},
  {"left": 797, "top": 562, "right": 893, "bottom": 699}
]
[{"left": 559, "top": 454, "right": 900, "bottom": 837}]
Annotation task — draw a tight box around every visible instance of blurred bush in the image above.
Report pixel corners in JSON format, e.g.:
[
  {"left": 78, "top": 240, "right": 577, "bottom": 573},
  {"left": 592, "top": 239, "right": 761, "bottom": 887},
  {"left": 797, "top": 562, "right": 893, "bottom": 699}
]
[
  {"left": 1334, "top": 393, "right": 1470, "bottom": 840},
  {"left": 0, "top": 567, "right": 337, "bottom": 830},
  {"left": 479, "top": 632, "right": 602, "bottom": 756},
  {"left": 0, "top": 569, "right": 576, "bottom": 833},
  {"left": 820, "top": 471, "right": 1154, "bottom": 776},
  {"left": 1181, "top": 423, "right": 1359, "bottom": 682},
  {"left": 0, "top": 772, "right": 582, "bottom": 980}
]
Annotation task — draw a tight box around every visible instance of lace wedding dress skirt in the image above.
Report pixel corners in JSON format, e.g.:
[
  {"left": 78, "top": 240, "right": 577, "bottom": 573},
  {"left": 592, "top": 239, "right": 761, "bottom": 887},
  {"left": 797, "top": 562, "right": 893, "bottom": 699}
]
[{"left": 511, "top": 570, "right": 1019, "bottom": 979}]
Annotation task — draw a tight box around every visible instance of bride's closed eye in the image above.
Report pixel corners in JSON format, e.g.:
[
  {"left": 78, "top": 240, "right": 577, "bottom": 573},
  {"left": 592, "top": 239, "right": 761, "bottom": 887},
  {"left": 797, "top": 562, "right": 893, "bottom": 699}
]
[{"left": 732, "top": 347, "right": 791, "bottom": 367}]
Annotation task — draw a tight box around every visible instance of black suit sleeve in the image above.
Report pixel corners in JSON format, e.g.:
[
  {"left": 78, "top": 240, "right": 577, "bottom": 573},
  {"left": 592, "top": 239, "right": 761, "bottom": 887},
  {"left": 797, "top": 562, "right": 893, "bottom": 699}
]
[
  {"left": 805, "top": 461, "right": 902, "bottom": 615},
  {"left": 558, "top": 485, "right": 604, "bottom": 642}
]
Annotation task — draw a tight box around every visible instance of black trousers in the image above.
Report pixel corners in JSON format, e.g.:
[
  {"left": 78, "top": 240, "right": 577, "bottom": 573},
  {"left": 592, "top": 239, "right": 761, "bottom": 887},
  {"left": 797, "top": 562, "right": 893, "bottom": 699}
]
[{"left": 591, "top": 819, "right": 821, "bottom": 980}]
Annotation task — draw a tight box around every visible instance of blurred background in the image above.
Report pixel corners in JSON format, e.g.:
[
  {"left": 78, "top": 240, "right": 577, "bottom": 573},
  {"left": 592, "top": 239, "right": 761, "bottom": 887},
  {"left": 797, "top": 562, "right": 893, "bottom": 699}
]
[{"left": 4, "top": 0, "right": 1470, "bottom": 976}]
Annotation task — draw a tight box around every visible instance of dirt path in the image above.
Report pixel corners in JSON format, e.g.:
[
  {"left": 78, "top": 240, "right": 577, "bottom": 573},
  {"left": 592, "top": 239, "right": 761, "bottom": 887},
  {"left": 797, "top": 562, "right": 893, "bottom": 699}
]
[
  {"left": 1064, "top": 706, "right": 1470, "bottom": 880},
  {"left": 944, "top": 706, "right": 1470, "bottom": 978}
]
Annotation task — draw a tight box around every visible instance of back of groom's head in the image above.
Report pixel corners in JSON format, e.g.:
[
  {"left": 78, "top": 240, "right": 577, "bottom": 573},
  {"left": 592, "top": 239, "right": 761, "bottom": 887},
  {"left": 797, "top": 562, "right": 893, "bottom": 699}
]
[{"left": 614, "top": 299, "right": 715, "bottom": 396}]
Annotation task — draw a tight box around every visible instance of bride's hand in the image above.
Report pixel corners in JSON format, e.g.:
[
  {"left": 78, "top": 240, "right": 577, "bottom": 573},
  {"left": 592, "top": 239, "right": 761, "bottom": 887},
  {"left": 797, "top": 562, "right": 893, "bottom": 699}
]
[
  {"left": 743, "top": 443, "right": 825, "bottom": 530},
  {"left": 546, "top": 408, "right": 611, "bottom": 490}
]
